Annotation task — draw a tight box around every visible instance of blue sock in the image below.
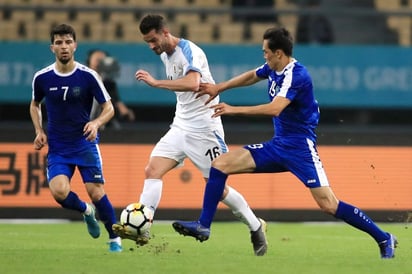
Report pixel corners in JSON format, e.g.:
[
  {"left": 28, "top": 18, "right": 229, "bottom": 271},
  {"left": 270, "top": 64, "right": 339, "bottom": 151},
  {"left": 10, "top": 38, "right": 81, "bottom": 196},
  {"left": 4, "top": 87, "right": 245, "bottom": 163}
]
[
  {"left": 94, "top": 194, "right": 117, "bottom": 239},
  {"left": 199, "top": 167, "right": 228, "bottom": 228},
  {"left": 335, "top": 201, "right": 389, "bottom": 243},
  {"left": 57, "top": 191, "right": 87, "bottom": 213}
]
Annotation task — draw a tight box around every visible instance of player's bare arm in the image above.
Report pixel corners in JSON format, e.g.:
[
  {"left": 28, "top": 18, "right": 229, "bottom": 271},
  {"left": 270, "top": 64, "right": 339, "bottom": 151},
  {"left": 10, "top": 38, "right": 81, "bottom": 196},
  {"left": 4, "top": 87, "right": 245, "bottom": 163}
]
[
  {"left": 196, "top": 83, "right": 220, "bottom": 105},
  {"left": 197, "top": 69, "right": 261, "bottom": 104},
  {"left": 84, "top": 100, "right": 114, "bottom": 141},
  {"left": 29, "top": 100, "right": 47, "bottom": 150},
  {"left": 211, "top": 96, "right": 291, "bottom": 118},
  {"left": 136, "top": 69, "right": 200, "bottom": 92}
]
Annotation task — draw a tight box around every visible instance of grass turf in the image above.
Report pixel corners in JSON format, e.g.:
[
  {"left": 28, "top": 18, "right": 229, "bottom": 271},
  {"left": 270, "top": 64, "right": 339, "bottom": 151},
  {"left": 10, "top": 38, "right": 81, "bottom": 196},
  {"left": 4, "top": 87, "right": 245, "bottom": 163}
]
[{"left": 0, "top": 221, "right": 409, "bottom": 274}]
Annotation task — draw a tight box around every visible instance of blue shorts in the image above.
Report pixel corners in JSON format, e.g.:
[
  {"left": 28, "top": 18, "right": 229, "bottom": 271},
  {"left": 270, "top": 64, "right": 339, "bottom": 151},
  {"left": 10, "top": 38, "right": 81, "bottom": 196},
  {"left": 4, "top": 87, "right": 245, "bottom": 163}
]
[
  {"left": 47, "top": 143, "right": 105, "bottom": 184},
  {"left": 244, "top": 137, "right": 329, "bottom": 188}
]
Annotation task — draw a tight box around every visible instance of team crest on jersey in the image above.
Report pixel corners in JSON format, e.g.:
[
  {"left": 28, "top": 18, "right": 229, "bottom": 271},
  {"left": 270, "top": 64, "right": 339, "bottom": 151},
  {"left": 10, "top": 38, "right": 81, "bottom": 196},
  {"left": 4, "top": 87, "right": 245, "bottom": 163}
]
[
  {"left": 72, "top": 87, "right": 81, "bottom": 97},
  {"left": 275, "top": 85, "right": 280, "bottom": 95}
]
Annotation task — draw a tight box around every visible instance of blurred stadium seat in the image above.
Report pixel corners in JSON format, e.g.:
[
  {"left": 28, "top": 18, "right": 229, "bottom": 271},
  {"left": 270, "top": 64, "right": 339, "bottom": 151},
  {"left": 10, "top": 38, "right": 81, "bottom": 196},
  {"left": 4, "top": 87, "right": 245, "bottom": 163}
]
[{"left": 0, "top": 0, "right": 408, "bottom": 44}]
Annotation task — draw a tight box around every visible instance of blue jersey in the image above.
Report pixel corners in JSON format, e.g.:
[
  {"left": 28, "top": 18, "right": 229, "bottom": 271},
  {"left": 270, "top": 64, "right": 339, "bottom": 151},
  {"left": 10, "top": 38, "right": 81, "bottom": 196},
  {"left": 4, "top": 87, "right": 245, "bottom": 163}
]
[
  {"left": 255, "top": 60, "right": 319, "bottom": 142},
  {"left": 32, "top": 62, "right": 111, "bottom": 154},
  {"left": 246, "top": 60, "right": 328, "bottom": 188}
]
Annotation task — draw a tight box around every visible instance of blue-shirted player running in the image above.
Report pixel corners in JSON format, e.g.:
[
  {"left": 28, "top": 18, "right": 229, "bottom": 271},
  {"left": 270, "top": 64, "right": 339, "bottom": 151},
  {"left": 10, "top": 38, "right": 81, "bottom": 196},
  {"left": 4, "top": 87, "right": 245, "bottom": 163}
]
[
  {"left": 172, "top": 27, "right": 397, "bottom": 259},
  {"left": 29, "top": 24, "right": 122, "bottom": 252}
]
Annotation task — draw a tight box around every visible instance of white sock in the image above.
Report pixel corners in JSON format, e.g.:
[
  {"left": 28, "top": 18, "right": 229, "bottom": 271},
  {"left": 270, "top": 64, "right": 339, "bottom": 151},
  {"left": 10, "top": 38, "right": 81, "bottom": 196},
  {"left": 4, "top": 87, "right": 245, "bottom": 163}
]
[
  {"left": 109, "top": 237, "right": 122, "bottom": 244},
  {"left": 221, "top": 186, "right": 261, "bottom": 231},
  {"left": 139, "top": 179, "right": 163, "bottom": 215},
  {"left": 83, "top": 203, "right": 92, "bottom": 216}
]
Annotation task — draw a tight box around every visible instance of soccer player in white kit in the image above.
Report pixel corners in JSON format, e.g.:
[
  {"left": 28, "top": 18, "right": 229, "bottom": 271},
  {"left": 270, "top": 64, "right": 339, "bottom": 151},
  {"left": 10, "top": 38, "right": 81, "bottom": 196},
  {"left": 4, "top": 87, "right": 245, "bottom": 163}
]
[{"left": 112, "top": 14, "right": 268, "bottom": 256}]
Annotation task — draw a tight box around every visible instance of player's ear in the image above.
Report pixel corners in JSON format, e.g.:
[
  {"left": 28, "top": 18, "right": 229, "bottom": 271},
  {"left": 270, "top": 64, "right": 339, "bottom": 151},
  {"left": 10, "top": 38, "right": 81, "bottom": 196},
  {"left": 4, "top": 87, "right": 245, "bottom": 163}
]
[
  {"left": 163, "top": 28, "right": 170, "bottom": 37},
  {"left": 50, "top": 44, "right": 55, "bottom": 53}
]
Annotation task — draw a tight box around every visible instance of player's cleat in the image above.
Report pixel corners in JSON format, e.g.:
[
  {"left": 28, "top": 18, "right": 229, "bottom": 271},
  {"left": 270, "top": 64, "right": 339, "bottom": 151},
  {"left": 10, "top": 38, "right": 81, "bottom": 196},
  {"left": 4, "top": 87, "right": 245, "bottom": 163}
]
[
  {"left": 112, "top": 223, "right": 151, "bottom": 246},
  {"left": 172, "top": 221, "right": 210, "bottom": 242},
  {"left": 379, "top": 233, "right": 398, "bottom": 259},
  {"left": 251, "top": 218, "right": 268, "bottom": 256},
  {"left": 136, "top": 230, "right": 150, "bottom": 246},
  {"left": 108, "top": 241, "right": 123, "bottom": 252},
  {"left": 112, "top": 223, "right": 137, "bottom": 241},
  {"left": 83, "top": 203, "right": 100, "bottom": 239}
]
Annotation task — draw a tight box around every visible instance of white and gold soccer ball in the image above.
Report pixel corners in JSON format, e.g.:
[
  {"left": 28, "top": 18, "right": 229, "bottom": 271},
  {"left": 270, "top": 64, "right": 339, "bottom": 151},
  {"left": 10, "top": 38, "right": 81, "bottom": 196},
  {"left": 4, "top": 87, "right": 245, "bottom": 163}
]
[{"left": 120, "top": 203, "right": 153, "bottom": 236}]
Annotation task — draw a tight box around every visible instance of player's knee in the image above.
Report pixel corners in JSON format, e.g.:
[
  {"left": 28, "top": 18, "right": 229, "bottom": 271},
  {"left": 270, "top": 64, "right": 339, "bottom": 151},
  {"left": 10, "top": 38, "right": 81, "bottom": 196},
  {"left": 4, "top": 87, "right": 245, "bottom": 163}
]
[
  {"left": 144, "top": 163, "right": 169, "bottom": 178},
  {"left": 211, "top": 158, "right": 229, "bottom": 172},
  {"left": 52, "top": 190, "right": 68, "bottom": 202},
  {"left": 49, "top": 185, "right": 69, "bottom": 201},
  {"left": 86, "top": 183, "right": 106, "bottom": 201},
  {"left": 318, "top": 203, "right": 337, "bottom": 215},
  {"left": 144, "top": 165, "right": 157, "bottom": 178}
]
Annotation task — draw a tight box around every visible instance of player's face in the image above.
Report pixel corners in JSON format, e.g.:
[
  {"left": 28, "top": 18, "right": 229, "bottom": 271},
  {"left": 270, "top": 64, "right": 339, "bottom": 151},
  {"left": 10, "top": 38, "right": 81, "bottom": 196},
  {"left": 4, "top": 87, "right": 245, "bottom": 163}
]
[
  {"left": 262, "top": 40, "right": 278, "bottom": 70},
  {"left": 50, "top": 34, "right": 77, "bottom": 65},
  {"left": 142, "top": 29, "right": 169, "bottom": 55}
]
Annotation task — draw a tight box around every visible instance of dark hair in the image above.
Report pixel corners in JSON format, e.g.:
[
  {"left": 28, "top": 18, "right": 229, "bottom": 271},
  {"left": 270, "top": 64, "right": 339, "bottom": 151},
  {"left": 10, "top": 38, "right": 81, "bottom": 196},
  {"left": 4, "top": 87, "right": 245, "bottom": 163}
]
[
  {"left": 139, "top": 14, "right": 166, "bottom": 35},
  {"left": 263, "top": 27, "right": 293, "bottom": 56},
  {"left": 86, "top": 49, "right": 119, "bottom": 79},
  {"left": 86, "top": 49, "right": 108, "bottom": 66},
  {"left": 50, "top": 23, "right": 76, "bottom": 43}
]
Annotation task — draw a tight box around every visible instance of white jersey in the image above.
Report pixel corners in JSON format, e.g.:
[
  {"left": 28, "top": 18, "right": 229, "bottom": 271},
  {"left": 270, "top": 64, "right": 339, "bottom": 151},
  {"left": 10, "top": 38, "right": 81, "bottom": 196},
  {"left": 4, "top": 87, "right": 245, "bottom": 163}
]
[{"left": 160, "top": 39, "right": 223, "bottom": 132}]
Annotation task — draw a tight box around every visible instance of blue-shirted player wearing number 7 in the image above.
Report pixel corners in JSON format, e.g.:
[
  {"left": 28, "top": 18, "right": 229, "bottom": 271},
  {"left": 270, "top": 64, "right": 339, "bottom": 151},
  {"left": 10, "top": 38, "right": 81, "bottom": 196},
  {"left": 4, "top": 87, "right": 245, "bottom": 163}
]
[
  {"left": 173, "top": 27, "right": 397, "bottom": 258},
  {"left": 29, "top": 24, "right": 122, "bottom": 252}
]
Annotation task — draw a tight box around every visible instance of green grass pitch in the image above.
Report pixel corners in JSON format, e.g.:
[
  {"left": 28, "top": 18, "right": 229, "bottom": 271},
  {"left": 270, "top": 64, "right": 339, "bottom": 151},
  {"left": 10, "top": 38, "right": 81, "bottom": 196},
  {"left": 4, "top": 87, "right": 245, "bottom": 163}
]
[{"left": 0, "top": 221, "right": 409, "bottom": 274}]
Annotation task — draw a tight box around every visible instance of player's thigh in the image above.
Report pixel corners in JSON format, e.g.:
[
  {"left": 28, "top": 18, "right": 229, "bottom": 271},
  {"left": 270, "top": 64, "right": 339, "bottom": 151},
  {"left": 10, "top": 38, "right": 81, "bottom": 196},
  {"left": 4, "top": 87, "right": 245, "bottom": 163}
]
[
  {"left": 150, "top": 127, "right": 186, "bottom": 166},
  {"left": 244, "top": 141, "right": 287, "bottom": 173},
  {"left": 213, "top": 148, "right": 256, "bottom": 174},
  {"left": 77, "top": 145, "right": 106, "bottom": 184},
  {"left": 185, "top": 130, "right": 228, "bottom": 177},
  {"left": 47, "top": 154, "right": 76, "bottom": 182},
  {"left": 47, "top": 162, "right": 74, "bottom": 199},
  {"left": 78, "top": 165, "right": 105, "bottom": 183},
  {"left": 284, "top": 139, "right": 329, "bottom": 188},
  {"left": 145, "top": 156, "right": 180, "bottom": 178},
  {"left": 78, "top": 164, "right": 107, "bottom": 201}
]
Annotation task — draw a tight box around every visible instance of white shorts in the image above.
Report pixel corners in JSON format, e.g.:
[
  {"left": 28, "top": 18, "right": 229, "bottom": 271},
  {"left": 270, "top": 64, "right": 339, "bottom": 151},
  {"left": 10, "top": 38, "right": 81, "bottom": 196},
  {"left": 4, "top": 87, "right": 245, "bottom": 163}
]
[{"left": 151, "top": 126, "right": 228, "bottom": 178}]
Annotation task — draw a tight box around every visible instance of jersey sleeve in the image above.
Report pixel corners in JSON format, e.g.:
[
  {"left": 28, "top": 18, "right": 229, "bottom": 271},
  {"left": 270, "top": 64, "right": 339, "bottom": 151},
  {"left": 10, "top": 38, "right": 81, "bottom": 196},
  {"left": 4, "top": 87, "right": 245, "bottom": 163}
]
[
  {"left": 103, "top": 79, "right": 120, "bottom": 104},
  {"left": 180, "top": 41, "right": 203, "bottom": 76},
  {"left": 185, "top": 51, "right": 203, "bottom": 75},
  {"left": 31, "top": 74, "right": 45, "bottom": 102},
  {"left": 89, "top": 71, "right": 111, "bottom": 104},
  {"left": 255, "top": 63, "right": 271, "bottom": 79}
]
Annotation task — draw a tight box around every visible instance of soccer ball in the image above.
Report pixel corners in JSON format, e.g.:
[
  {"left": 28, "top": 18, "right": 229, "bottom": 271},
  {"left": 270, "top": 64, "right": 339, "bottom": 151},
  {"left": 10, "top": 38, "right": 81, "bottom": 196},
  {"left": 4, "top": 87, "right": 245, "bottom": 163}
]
[{"left": 120, "top": 203, "right": 153, "bottom": 236}]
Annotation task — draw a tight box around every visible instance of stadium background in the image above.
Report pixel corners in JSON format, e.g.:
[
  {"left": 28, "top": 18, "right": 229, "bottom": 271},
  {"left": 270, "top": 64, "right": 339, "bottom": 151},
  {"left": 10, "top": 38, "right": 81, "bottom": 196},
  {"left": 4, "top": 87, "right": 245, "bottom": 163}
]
[{"left": 0, "top": 0, "right": 411, "bottom": 222}]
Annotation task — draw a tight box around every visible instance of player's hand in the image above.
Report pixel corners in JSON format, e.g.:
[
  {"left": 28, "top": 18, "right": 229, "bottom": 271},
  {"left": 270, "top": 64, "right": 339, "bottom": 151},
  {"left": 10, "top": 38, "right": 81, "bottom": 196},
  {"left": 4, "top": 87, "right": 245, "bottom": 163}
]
[
  {"left": 33, "top": 132, "right": 47, "bottom": 150},
  {"left": 196, "top": 83, "right": 220, "bottom": 105},
  {"left": 211, "top": 102, "right": 232, "bottom": 118},
  {"left": 83, "top": 121, "right": 99, "bottom": 141},
  {"left": 135, "top": 69, "right": 157, "bottom": 87}
]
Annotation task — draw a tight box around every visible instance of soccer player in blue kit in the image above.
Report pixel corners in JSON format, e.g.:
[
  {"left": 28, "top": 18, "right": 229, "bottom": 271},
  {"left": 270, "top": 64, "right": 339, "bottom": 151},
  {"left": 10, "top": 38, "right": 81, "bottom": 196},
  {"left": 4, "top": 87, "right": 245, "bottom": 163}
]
[
  {"left": 173, "top": 27, "right": 398, "bottom": 259},
  {"left": 29, "top": 24, "right": 122, "bottom": 252}
]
